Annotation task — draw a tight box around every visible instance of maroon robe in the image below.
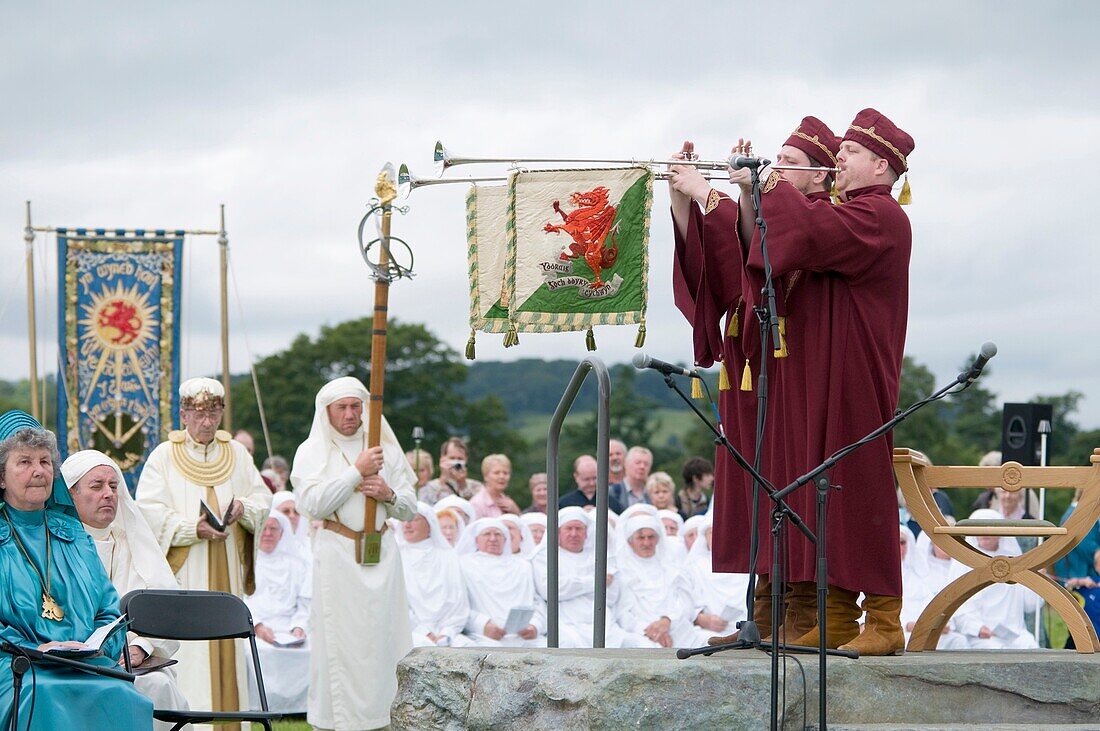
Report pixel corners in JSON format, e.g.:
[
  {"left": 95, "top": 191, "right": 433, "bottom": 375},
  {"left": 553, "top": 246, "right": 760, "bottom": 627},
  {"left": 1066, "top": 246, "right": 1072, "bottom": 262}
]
[{"left": 673, "top": 180, "right": 909, "bottom": 597}]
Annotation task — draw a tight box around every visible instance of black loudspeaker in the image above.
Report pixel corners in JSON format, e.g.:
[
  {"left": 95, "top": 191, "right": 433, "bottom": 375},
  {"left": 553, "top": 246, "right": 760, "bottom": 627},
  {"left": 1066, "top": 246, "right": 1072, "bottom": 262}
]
[{"left": 1001, "top": 403, "right": 1053, "bottom": 466}]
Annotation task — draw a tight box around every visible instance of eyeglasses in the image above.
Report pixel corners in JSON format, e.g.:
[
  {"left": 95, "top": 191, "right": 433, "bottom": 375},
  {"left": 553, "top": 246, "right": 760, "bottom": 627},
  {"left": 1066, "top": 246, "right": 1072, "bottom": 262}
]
[{"left": 184, "top": 409, "right": 223, "bottom": 423}]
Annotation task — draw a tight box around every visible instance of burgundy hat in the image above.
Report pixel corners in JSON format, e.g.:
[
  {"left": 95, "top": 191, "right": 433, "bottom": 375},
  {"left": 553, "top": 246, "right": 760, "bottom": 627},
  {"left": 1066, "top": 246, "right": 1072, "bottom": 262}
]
[
  {"left": 844, "top": 108, "right": 914, "bottom": 175},
  {"left": 782, "top": 116, "right": 841, "bottom": 168}
]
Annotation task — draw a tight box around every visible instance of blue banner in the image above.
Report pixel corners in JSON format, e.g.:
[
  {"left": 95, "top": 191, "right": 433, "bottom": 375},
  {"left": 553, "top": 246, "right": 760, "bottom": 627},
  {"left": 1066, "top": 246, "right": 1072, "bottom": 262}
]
[{"left": 57, "top": 232, "right": 183, "bottom": 488}]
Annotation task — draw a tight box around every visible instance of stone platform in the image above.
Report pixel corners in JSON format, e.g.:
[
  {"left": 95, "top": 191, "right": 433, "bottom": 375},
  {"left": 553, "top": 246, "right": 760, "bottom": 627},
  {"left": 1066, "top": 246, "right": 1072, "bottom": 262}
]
[{"left": 391, "top": 648, "right": 1100, "bottom": 730}]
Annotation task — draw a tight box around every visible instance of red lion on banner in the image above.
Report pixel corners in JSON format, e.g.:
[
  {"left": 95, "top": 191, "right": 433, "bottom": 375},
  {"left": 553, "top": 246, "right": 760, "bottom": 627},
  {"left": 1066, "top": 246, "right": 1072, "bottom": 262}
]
[{"left": 544, "top": 186, "right": 620, "bottom": 287}]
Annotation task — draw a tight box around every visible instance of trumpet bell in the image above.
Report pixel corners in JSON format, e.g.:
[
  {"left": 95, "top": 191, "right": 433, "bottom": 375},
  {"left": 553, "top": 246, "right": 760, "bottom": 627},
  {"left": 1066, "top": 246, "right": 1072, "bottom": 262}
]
[
  {"left": 434, "top": 141, "right": 449, "bottom": 177},
  {"left": 398, "top": 163, "right": 415, "bottom": 199}
]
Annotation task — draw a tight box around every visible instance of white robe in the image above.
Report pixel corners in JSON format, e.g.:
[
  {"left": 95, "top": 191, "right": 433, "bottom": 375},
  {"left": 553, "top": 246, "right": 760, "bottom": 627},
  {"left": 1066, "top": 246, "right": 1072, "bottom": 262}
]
[
  {"left": 613, "top": 514, "right": 696, "bottom": 648},
  {"left": 397, "top": 503, "right": 472, "bottom": 648},
  {"left": 291, "top": 377, "right": 418, "bottom": 731},
  {"left": 62, "top": 448, "right": 191, "bottom": 731},
  {"left": 951, "top": 535, "right": 1040, "bottom": 649},
  {"left": 136, "top": 432, "right": 272, "bottom": 720},
  {"left": 685, "top": 518, "right": 750, "bottom": 645},
  {"left": 905, "top": 531, "right": 970, "bottom": 650}
]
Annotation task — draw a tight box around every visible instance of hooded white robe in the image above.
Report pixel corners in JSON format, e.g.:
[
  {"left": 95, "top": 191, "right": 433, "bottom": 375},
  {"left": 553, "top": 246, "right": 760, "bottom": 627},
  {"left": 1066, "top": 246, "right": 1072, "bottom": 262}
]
[
  {"left": 685, "top": 515, "right": 750, "bottom": 644},
  {"left": 396, "top": 502, "right": 473, "bottom": 647},
  {"left": 136, "top": 428, "right": 271, "bottom": 722},
  {"left": 458, "top": 518, "right": 546, "bottom": 647},
  {"left": 613, "top": 514, "right": 697, "bottom": 648},
  {"left": 271, "top": 491, "right": 312, "bottom": 564},
  {"left": 245, "top": 510, "right": 312, "bottom": 713},
  {"left": 907, "top": 530, "right": 970, "bottom": 650},
  {"left": 62, "top": 450, "right": 190, "bottom": 730},
  {"left": 290, "top": 377, "right": 418, "bottom": 731}
]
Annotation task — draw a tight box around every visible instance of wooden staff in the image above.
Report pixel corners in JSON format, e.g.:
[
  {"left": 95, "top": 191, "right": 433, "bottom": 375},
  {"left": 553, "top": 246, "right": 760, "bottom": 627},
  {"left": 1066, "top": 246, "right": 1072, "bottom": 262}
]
[{"left": 361, "top": 167, "right": 398, "bottom": 564}]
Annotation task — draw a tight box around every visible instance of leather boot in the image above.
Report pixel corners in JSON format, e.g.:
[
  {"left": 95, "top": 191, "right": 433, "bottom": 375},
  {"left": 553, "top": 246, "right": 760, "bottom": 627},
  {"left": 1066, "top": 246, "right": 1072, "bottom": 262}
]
[
  {"left": 789, "top": 585, "right": 860, "bottom": 649},
  {"left": 780, "top": 581, "right": 818, "bottom": 642},
  {"left": 708, "top": 575, "right": 776, "bottom": 645},
  {"left": 839, "top": 594, "right": 904, "bottom": 656}
]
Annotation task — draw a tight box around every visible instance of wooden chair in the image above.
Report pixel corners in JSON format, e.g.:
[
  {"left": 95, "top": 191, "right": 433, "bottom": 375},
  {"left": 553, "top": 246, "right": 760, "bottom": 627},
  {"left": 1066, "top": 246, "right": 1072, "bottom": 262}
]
[{"left": 893, "top": 447, "right": 1100, "bottom": 653}]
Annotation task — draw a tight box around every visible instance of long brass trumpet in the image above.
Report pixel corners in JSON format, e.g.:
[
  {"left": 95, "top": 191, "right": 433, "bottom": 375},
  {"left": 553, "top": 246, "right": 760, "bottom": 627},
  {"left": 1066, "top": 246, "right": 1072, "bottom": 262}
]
[
  {"left": 433, "top": 140, "right": 838, "bottom": 178},
  {"left": 399, "top": 163, "right": 728, "bottom": 199}
]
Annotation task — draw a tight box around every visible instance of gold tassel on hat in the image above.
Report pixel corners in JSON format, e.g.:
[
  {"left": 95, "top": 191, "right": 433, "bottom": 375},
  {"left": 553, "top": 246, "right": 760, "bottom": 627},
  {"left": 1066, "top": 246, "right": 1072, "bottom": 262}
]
[
  {"left": 586, "top": 327, "right": 596, "bottom": 351},
  {"left": 898, "top": 174, "right": 911, "bottom": 205},
  {"left": 718, "top": 362, "right": 731, "bottom": 391},
  {"left": 691, "top": 376, "right": 704, "bottom": 399},
  {"left": 830, "top": 182, "right": 841, "bottom": 205},
  {"left": 635, "top": 322, "right": 646, "bottom": 348},
  {"left": 773, "top": 316, "right": 789, "bottom": 359},
  {"left": 740, "top": 361, "right": 753, "bottom": 392},
  {"left": 465, "top": 329, "right": 476, "bottom": 360},
  {"left": 726, "top": 310, "right": 739, "bottom": 338}
]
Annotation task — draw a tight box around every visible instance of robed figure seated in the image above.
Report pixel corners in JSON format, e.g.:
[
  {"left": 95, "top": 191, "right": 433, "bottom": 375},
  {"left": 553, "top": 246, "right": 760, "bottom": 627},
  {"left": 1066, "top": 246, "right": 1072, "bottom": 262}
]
[{"left": 0, "top": 411, "right": 153, "bottom": 730}]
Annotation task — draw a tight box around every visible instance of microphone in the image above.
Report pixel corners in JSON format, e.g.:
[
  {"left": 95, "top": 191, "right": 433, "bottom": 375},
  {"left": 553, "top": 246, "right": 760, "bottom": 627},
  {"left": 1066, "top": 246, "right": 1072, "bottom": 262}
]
[
  {"left": 632, "top": 351, "right": 698, "bottom": 378},
  {"left": 960, "top": 341, "right": 998, "bottom": 383},
  {"left": 728, "top": 154, "right": 771, "bottom": 170}
]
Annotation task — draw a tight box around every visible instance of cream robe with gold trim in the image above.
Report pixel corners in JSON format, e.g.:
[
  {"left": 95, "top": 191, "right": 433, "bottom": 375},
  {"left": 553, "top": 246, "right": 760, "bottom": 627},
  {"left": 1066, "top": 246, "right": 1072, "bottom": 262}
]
[{"left": 136, "top": 431, "right": 272, "bottom": 723}]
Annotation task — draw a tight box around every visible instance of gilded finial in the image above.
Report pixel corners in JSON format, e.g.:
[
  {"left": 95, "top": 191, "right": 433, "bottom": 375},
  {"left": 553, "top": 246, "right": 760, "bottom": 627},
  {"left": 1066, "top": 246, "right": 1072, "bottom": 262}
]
[{"left": 376, "top": 163, "right": 398, "bottom": 205}]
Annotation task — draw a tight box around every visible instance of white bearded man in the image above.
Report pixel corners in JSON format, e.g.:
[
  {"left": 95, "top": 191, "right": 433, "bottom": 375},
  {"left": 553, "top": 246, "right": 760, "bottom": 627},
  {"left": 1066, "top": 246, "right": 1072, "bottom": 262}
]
[
  {"left": 397, "top": 502, "right": 474, "bottom": 648},
  {"left": 458, "top": 518, "right": 546, "bottom": 646},
  {"left": 532, "top": 506, "right": 628, "bottom": 648},
  {"left": 290, "top": 376, "right": 418, "bottom": 731},
  {"left": 62, "top": 449, "right": 190, "bottom": 729},
  {"left": 136, "top": 377, "right": 272, "bottom": 722}
]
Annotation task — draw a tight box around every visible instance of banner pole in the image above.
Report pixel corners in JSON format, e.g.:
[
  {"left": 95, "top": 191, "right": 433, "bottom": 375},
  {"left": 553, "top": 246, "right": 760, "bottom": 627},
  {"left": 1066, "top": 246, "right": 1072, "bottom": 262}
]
[
  {"left": 218, "top": 204, "right": 232, "bottom": 431},
  {"left": 24, "top": 201, "right": 40, "bottom": 421}
]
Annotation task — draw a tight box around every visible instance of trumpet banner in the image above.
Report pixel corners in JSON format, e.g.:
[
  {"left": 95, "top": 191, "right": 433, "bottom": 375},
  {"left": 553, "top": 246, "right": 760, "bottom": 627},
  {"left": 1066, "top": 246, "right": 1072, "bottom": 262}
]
[
  {"left": 57, "top": 233, "right": 183, "bottom": 487},
  {"left": 506, "top": 167, "right": 651, "bottom": 337},
  {"left": 465, "top": 183, "right": 511, "bottom": 334}
]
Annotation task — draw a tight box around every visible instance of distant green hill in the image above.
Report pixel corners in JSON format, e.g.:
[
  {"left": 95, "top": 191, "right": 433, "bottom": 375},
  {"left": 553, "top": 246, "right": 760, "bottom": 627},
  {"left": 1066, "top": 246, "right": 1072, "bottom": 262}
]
[{"left": 461, "top": 358, "right": 718, "bottom": 418}]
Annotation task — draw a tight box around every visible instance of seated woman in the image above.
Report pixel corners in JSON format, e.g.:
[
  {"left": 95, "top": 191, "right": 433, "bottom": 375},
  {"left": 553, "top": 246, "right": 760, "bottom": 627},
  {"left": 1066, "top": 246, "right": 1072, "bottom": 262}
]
[
  {"left": 613, "top": 513, "right": 696, "bottom": 648},
  {"left": 398, "top": 502, "right": 472, "bottom": 647},
  {"left": 950, "top": 511, "right": 1040, "bottom": 650},
  {"left": 0, "top": 410, "right": 152, "bottom": 729},
  {"left": 244, "top": 510, "right": 311, "bottom": 713},
  {"left": 457, "top": 518, "right": 545, "bottom": 647},
  {"left": 271, "top": 491, "right": 311, "bottom": 563},
  {"left": 520, "top": 512, "right": 546, "bottom": 545},
  {"left": 685, "top": 515, "right": 749, "bottom": 645},
  {"left": 682, "top": 515, "right": 707, "bottom": 552},
  {"left": 500, "top": 513, "right": 537, "bottom": 559},
  {"left": 909, "top": 525, "right": 968, "bottom": 650}
]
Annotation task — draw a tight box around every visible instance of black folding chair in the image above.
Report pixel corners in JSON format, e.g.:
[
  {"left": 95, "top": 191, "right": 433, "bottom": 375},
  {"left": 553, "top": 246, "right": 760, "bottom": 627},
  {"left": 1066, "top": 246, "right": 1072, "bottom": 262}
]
[{"left": 120, "top": 589, "right": 282, "bottom": 731}]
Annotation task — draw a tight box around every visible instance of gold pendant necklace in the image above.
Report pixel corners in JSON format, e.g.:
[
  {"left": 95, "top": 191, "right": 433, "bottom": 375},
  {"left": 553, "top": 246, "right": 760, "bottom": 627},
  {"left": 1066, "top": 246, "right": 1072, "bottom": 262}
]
[{"left": 3, "top": 510, "right": 64, "bottom": 621}]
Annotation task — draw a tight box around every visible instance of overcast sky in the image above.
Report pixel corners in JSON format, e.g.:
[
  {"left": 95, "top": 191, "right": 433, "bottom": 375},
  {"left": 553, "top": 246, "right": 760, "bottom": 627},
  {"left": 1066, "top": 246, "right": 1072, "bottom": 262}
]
[{"left": 3, "top": 2, "right": 1099, "bottom": 428}]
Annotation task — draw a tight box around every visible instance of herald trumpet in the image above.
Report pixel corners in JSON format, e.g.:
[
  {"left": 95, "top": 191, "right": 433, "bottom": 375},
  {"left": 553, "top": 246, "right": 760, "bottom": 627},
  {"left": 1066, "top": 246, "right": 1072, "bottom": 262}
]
[
  {"left": 433, "top": 140, "right": 838, "bottom": 177},
  {"left": 399, "top": 163, "right": 729, "bottom": 199}
]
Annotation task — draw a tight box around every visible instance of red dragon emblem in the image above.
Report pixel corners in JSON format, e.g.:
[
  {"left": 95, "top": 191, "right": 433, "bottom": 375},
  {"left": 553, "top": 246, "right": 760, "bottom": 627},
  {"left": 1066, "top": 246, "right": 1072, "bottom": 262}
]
[
  {"left": 97, "top": 299, "right": 143, "bottom": 346},
  {"left": 544, "top": 186, "right": 620, "bottom": 287}
]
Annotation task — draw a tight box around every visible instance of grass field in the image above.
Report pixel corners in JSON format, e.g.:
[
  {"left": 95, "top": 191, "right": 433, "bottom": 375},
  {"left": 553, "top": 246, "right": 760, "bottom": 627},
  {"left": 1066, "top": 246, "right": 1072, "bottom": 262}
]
[
  {"left": 515, "top": 407, "right": 700, "bottom": 449},
  {"left": 273, "top": 719, "right": 310, "bottom": 730}
]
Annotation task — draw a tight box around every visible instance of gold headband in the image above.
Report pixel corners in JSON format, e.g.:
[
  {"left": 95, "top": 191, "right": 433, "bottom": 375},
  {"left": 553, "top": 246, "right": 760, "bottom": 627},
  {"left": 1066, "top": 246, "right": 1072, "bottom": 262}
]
[
  {"left": 790, "top": 129, "right": 838, "bottom": 167},
  {"left": 848, "top": 124, "right": 908, "bottom": 170}
]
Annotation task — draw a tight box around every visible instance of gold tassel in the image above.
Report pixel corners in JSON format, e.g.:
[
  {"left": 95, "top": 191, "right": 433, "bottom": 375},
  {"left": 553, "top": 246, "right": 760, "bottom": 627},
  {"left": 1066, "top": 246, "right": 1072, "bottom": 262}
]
[
  {"left": 585, "top": 327, "right": 596, "bottom": 351},
  {"left": 504, "top": 324, "right": 519, "bottom": 348},
  {"left": 726, "top": 310, "right": 739, "bottom": 338},
  {"left": 773, "top": 316, "right": 789, "bottom": 358},
  {"left": 830, "top": 182, "right": 841, "bottom": 204},
  {"left": 898, "top": 174, "right": 911, "bottom": 205},
  {"left": 740, "top": 361, "right": 753, "bottom": 391},
  {"left": 718, "top": 362, "right": 731, "bottom": 391},
  {"left": 635, "top": 322, "right": 646, "bottom": 348},
  {"left": 691, "top": 376, "right": 704, "bottom": 399},
  {"left": 465, "top": 330, "right": 476, "bottom": 360}
]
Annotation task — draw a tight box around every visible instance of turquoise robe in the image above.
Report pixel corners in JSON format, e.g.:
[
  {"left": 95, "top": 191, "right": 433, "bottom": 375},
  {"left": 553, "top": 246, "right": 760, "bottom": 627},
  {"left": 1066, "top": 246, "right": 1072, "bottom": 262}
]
[{"left": 0, "top": 504, "right": 153, "bottom": 730}]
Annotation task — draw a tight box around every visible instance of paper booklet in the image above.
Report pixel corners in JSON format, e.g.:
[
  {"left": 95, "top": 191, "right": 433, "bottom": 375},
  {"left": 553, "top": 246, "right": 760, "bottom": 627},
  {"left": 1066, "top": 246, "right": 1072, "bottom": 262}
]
[
  {"left": 272, "top": 632, "right": 306, "bottom": 647},
  {"left": 992, "top": 623, "right": 1019, "bottom": 641},
  {"left": 46, "top": 614, "right": 128, "bottom": 657},
  {"left": 719, "top": 605, "right": 742, "bottom": 623},
  {"left": 504, "top": 606, "right": 535, "bottom": 635}
]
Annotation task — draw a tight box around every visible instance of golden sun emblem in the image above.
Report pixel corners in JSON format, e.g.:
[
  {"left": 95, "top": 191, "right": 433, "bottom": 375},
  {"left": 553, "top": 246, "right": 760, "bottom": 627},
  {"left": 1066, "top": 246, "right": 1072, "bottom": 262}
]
[
  {"left": 80, "top": 282, "right": 156, "bottom": 352},
  {"left": 77, "top": 282, "right": 158, "bottom": 415}
]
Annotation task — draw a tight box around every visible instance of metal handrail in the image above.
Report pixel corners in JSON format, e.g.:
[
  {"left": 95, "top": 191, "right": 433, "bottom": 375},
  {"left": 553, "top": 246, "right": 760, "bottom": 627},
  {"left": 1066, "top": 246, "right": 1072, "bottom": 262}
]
[{"left": 546, "top": 356, "right": 611, "bottom": 648}]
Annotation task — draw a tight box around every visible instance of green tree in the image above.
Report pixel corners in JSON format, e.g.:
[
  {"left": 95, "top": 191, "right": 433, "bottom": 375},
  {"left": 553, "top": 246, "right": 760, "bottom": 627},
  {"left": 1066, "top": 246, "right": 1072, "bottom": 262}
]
[{"left": 231, "top": 318, "right": 535, "bottom": 503}]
